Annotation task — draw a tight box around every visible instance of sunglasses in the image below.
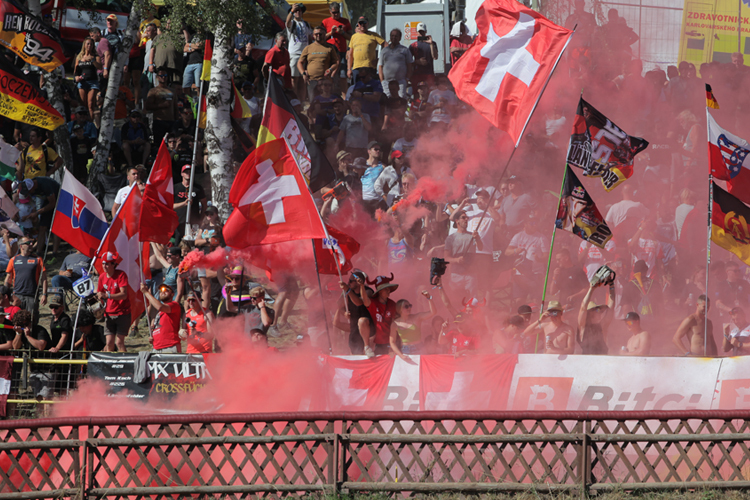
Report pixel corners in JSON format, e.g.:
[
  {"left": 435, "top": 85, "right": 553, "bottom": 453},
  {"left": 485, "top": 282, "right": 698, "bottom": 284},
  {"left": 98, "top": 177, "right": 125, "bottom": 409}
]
[
  {"left": 403, "top": 304, "right": 412, "bottom": 309},
  {"left": 20, "top": 241, "right": 32, "bottom": 246},
  {"left": 50, "top": 304, "right": 62, "bottom": 309},
  {"left": 549, "top": 310, "right": 560, "bottom": 316},
  {"left": 157, "top": 74, "right": 168, "bottom": 78},
  {"left": 103, "top": 261, "right": 115, "bottom": 265}
]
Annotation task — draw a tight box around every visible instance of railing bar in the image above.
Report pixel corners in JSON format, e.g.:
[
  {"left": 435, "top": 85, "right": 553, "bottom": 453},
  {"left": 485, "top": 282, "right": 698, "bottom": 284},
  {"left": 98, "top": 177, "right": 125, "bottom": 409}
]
[
  {"left": 342, "top": 482, "right": 580, "bottom": 492},
  {"left": 589, "top": 480, "right": 750, "bottom": 491},
  {"left": 86, "top": 484, "right": 330, "bottom": 495},
  {"left": 342, "top": 434, "right": 583, "bottom": 443},
  {"left": 0, "top": 440, "right": 82, "bottom": 450},
  {"left": 0, "top": 488, "right": 81, "bottom": 500}
]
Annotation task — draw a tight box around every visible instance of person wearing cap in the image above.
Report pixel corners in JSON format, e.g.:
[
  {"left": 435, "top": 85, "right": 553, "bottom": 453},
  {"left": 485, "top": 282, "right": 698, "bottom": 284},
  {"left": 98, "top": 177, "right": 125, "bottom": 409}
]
[
  {"left": 499, "top": 175, "right": 534, "bottom": 233},
  {"left": 141, "top": 282, "right": 182, "bottom": 353},
  {"left": 182, "top": 290, "right": 214, "bottom": 353},
  {"left": 263, "top": 32, "right": 293, "bottom": 89},
  {"left": 722, "top": 307, "right": 750, "bottom": 356},
  {"left": 336, "top": 99, "right": 371, "bottom": 158},
  {"left": 347, "top": 16, "right": 385, "bottom": 82},
  {"left": 121, "top": 109, "right": 151, "bottom": 168},
  {"left": 359, "top": 141, "right": 386, "bottom": 214},
  {"left": 336, "top": 270, "right": 373, "bottom": 354},
  {"left": 321, "top": 2, "right": 351, "bottom": 90},
  {"left": 517, "top": 304, "right": 533, "bottom": 326},
  {"left": 358, "top": 274, "right": 398, "bottom": 358},
  {"left": 673, "top": 294, "right": 717, "bottom": 357},
  {"left": 5, "top": 236, "right": 46, "bottom": 323},
  {"left": 145, "top": 65, "right": 179, "bottom": 146},
  {"left": 17, "top": 129, "right": 62, "bottom": 180},
  {"left": 521, "top": 301, "right": 575, "bottom": 355},
  {"left": 578, "top": 278, "right": 616, "bottom": 355},
  {"left": 226, "top": 284, "right": 275, "bottom": 335},
  {"left": 621, "top": 312, "right": 651, "bottom": 356},
  {"left": 379, "top": 28, "right": 413, "bottom": 99},
  {"left": 348, "top": 66, "right": 383, "bottom": 121},
  {"left": 97, "top": 252, "right": 131, "bottom": 352},
  {"left": 67, "top": 106, "right": 98, "bottom": 140},
  {"left": 174, "top": 164, "right": 207, "bottom": 240},
  {"left": 286, "top": 3, "right": 313, "bottom": 100},
  {"left": 409, "top": 22, "right": 438, "bottom": 87},
  {"left": 47, "top": 294, "right": 72, "bottom": 353},
  {"left": 298, "top": 26, "right": 339, "bottom": 100},
  {"left": 72, "top": 311, "right": 107, "bottom": 352}
]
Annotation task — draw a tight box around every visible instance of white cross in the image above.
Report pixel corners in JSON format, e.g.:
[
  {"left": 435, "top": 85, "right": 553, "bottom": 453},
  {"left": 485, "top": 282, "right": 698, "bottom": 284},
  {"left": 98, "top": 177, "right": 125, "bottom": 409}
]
[
  {"left": 239, "top": 158, "right": 301, "bottom": 225},
  {"left": 423, "top": 371, "right": 491, "bottom": 410},
  {"left": 476, "top": 12, "right": 540, "bottom": 102},
  {"left": 332, "top": 368, "right": 368, "bottom": 407}
]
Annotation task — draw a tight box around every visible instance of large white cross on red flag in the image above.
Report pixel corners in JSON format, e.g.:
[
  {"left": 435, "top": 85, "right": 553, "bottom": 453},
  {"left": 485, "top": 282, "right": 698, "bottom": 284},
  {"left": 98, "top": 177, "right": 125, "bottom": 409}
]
[
  {"left": 448, "top": 0, "right": 572, "bottom": 146},
  {"left": 223, "top": 138, "right": 327, "bottom": 248}
]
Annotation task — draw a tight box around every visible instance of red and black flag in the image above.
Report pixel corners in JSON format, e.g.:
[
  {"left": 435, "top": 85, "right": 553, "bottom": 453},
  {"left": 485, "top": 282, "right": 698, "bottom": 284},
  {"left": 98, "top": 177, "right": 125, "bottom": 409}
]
[
  {"left": 706, "top": 84, "right": 720, "bottom": 109},
  {"left": 712, "top": 182, "right": 750, "bottom": 266},
  {"left": 0, "top": 0, "right": 68, "bottom": 71},
  {"left": 555, "top": 165, "right": 613, "bottom": 249},
  {"left": 567, "top": 97, "right": 649, "bottom": 192},
  {"left": 0, "top": 55, "right": 63, "bottom": 129},
  {"left": 258, "top": 75, "right": 336, "bottom": 192}
]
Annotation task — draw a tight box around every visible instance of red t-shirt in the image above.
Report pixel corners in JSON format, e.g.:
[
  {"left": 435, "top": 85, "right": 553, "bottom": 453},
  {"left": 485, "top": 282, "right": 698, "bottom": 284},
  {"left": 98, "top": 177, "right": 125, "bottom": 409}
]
[
  {"left": 366, "top": 298, "right": 396, "bottom": 345},
  {"left": 185, "top": 309, "right": 212, "bottom": 353},
  {"left": 264, "top": 45, "right": 292, "bottom": 88},
  {"left": 449, "top": 331, "right": 479, "bottom": 355},
  {"left": 3, "top": 305, "right": 20, "bottom": 321},
  {"left": 97, "top": 270, "right": 131, "bottom": 316},
  {"left": 152, "top": 301, "right": 181, "bottom": 350},
  {"left": 321, "top": 17, "right": 351, "bottom": 53}
]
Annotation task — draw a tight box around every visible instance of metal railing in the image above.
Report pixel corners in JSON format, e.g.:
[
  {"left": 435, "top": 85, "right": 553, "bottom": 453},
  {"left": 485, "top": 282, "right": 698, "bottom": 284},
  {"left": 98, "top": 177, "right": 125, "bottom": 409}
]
[{"left": 3, "top": 411, "right": 750, "bottom": 498}]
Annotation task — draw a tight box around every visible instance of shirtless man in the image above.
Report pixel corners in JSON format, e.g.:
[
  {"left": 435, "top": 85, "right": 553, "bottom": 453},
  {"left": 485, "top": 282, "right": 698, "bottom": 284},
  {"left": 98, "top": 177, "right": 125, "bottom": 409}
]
[
  {"left": 621, "top": 312, "right": 651, "bottom": 356},
  {"left": 673, "top": 295, "right": 717, "bottom": 357},
  {"left": 522, "top": 300, "right": 575, "bottom": 354},
  {"left": 722, "top": 307, "right": 750, "bottom": 356}
]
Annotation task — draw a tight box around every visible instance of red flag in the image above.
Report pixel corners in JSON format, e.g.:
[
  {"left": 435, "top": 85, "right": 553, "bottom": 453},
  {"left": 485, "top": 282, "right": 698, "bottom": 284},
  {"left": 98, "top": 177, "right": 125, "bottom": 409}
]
[
  {"left": 224, "top": 138, "right": 326, "bottom": 247},
  {"left": 140, "top": 140, "right": 179, "bottom": 244},
  {"left": 419, "top": 354, "right": 518, "bottom": 410},
  {"left": 314, "top": 226, "right": 360, "bottom": 275},
  {"left": 95, "top": 188, "right": 150, "bottom": 320},
  {"left": 318, "top": 355, "right": 395, "bottom": 410},
  {"left": 0, "top": 356, "right": 10, "bottom": 417},
  {"left": 448, "top": 0, "right": 572, "bottom": 145},
  {"left": 707, "top": 110, "right": 750, "bottom": 204}
]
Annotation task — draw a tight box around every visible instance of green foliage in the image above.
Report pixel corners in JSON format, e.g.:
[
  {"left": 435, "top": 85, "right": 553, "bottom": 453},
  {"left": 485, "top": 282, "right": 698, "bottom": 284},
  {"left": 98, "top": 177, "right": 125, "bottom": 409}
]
[
  {"left": 161, "top": 0, "right": 278, "bottom": 43},
  {"left": 345, "top": 0, "right": 376, "bottom": 27}
]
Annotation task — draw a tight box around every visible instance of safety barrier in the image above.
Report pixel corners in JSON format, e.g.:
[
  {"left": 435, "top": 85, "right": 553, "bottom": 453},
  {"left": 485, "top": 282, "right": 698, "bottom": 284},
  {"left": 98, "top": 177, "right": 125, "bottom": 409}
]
[{"left": 2, "top": 411, "right": 750, "bottom": 498}]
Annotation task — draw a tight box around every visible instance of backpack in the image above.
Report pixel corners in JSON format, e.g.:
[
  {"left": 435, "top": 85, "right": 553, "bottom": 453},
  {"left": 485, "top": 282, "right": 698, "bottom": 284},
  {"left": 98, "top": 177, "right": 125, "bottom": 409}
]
[{"left": 104, "top": 30, "right": 123, "bottom": 56}]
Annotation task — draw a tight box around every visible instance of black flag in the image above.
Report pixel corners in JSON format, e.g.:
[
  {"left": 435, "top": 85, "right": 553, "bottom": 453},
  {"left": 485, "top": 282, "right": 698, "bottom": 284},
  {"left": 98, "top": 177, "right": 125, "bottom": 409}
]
[{"left": 555, "top": 166, "right": 613, "bottom": 248}]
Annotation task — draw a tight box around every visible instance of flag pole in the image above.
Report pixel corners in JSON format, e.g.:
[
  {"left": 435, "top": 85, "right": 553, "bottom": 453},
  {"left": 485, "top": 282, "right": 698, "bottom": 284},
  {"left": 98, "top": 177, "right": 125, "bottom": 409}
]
[
  {"left": 704, "top": 107, "right": 714, "bottom": 357},
  {"left": 33, "top": 170, "right": 65, "bottom": 324},
  {"left": 311, "top": 239, "right": 334, "bottom": 354},
  {"left": 185, "top": 79, "right": 205, "bottom": 240},
  {"left": 139, "top": 242, "right": 154, "bottom": 341}
]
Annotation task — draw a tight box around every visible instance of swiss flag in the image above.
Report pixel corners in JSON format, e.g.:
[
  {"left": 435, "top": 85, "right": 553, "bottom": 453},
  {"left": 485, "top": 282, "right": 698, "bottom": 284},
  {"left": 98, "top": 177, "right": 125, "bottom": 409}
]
[
  {"left": 318, "top": 355, "right": 395, "bottom": 410},
  {"left": 224, "top": 138, "right": 327, "bottom": 248},
  {"left": 95, "top": 188, "right": 150, "bottom": 320},
  {"left": 140, "top": 140, "right": 179, "bottom": 244},
  {"left": 420, "top": 354, "right": 517, "bottom": 410},
  {"left": 448, "top": 0, "right": 572, "bottom": 145},
  {"left": 708, "top": 110, "right": 750, "bottom": 204}
]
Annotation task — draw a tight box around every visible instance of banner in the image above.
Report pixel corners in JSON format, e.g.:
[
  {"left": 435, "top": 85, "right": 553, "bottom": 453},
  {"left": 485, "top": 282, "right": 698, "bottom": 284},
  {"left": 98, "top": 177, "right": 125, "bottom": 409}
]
[
  {"left": 0, "top": 0, "right": 68, "bottom": 71},
  {"left": 0, "top": 356, "right": 10, "bottom": 417},
  {"left": 555, "top": 165, "right": 613, "bottom": 249},
  {"left": 0, "top": 55, "right": 64, "bottom": 130},
  {"left": 567, "top": 97, "right": 648, "bottom": 191},
  {"left": 679, "top": 0, "right": 749, "bottom": 71}
]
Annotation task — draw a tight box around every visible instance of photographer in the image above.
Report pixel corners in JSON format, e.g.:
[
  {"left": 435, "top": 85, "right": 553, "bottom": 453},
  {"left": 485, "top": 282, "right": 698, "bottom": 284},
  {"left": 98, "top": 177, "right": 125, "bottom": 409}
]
[
  {"left": 338, "top": 270, "right": 374, "bottom": 355},
  {"left": 443, "top": 210, "right": 482, "bottom": 297}
]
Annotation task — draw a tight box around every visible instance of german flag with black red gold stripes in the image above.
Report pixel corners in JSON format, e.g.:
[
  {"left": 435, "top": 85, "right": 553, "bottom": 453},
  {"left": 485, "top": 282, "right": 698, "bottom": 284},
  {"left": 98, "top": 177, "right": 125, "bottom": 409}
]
[
  {"left": 712, "top": 182, "right": 750, "bottom": 266},
  {"left": 0, "top": 56, "right": 64, "bottom": 130}
]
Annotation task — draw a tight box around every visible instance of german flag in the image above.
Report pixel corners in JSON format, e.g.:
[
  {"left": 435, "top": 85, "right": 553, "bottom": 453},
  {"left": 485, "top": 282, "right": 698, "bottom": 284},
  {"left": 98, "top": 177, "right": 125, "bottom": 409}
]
[
  {"left": 0, "top": 56, "right": 64, "bottom": 130},
  {"left": 258, "top": 75, "right": 335, "bottom": 192},
  {"left": 712, "top": 182, "right": 750, "bottom": 265},
  {"left": 706, "top": 84, "right": 720, "bottom": 109},
  {"left": 200, "top": 39, "right": 212, "bottom": 82},
  {"left": 0, "top": 0, "right": 67, "bottom": 71}
]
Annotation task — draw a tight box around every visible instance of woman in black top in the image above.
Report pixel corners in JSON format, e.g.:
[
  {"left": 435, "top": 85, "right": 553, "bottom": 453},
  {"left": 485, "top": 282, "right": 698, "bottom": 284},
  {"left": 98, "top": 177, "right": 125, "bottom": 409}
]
[{"left": 74, "top": 37, "right": 102, "bottom": 115}]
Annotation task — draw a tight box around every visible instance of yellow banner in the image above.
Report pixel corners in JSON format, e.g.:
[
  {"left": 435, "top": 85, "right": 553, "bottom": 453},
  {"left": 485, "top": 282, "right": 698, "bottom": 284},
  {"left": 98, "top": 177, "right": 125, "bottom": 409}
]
[{"left": 679, "top": 0, "right": 750, "bottom": 69}]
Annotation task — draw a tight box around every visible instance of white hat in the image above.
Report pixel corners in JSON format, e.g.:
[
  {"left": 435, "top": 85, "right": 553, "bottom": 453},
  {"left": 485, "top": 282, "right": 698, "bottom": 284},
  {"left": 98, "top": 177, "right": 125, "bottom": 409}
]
[{"left": 416, "top": 22, "right": 427, "bottom": 33}]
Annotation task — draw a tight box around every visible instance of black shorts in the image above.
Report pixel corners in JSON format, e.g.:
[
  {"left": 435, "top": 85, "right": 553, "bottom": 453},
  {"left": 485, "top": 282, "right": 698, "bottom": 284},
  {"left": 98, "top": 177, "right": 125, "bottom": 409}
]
[
  {"left": 129, "top": 54, "right": 145, "bottom": 72},
  {"left": 39, "top": 211, "right": 53, "bottom": 228}
]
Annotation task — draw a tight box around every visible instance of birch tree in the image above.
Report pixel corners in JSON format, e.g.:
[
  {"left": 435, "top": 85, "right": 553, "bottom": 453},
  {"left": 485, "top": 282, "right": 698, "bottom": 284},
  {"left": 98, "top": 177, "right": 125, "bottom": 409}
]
[{"left": 87, "top": 0, "right": 145, "bottom": 192}]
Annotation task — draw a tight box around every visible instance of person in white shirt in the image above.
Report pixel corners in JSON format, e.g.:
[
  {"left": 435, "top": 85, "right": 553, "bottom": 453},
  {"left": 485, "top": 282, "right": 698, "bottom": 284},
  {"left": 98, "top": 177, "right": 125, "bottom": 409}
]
[
  {"left": 286, "top": 3, "right": 313, "bottom": 101},
  {"left": 111, "top": 166, "right": 141, "bottom": 218},
  {"left": 722, "top": 307, "right": 750, "bottom": 356}
]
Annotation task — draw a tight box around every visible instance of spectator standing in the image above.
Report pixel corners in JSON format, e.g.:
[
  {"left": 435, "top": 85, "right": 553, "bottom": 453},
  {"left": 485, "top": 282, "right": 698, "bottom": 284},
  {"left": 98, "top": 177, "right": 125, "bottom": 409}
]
[
  {"left": 263, "top": 33, "right": 292, "bottom": 89},
  {"left": 234, "top": 46, "right": 259, "bottom": 91},
  {"left": 286, "top": 3, "right": 313, "bottom": 101},
  {"left": 298, "top": 26, "right": 339, "bottom": 99},
  {"left": 5, "top": 236, "right": 46, "bottom": 322},
  {"left": 142, "top": 283, "right": 182, "bottom": 353},
  {"left": 347, "top": 17, "right": 385, "bottom": 82},
  {"left": 17, "top": 129, "right": 62, "bottom": 180},
  {"left": 174, "top": 164, "right": 207, "bottom": 240},
  {"left": 360, "top": 274, "right": 399, "bottom": 358},
  {"left": 337, "top": 99, "right": 371, "bottom": 157},
  {"left": 226, "top": 285, "right": 275, "bottom": 335},
  {"left": 392, "top": 290, "right": 436, "bottom": 355},
  {"left": 499, "top": 175, "right": 533, "bottom": 234},
  {"left": 347, "top": 67, "right": 383, "bottom": 125},
  {"left": 233, "top": 19, "right": 254, "bottom": 59},
  {"left": 149, "top": 19, "right": 183, "bottom": 90},
  {"left": 97, "top": 251, "right": 130, "bottom": 352},
  {"left": 69, "top": 124, "right": 94, "bottom": 184},
  {"left": 121, "top": 110, "right": 151, "bottom": 167},
  {"left": 378, "top": 29, "right": 413, "bottom": 98},
  {"left": 578, "top": 281, "right": 616, "bottom": 355},
  {"left": 0, "top": 229, "right": 18, "bottom": 272},
  {"left": 182, "top": 28, "right": 206, "bottom": 94},
  {"left": 449, "top": 21, "right": 472, "bottom": 65},
  {"left": 183, "top": 290, "right": 214, "bottom": 353},
  {"left": 360, "top": 141, "right": 386, "bottom": 214},
  {"left": 521, "top": 301, "right": 575, "bottom": 354},
  {"left": 444, "top": 210, "right": 482, "bottom": 296},
  {"left": 112, "top": 166, "right": 140, "bottom": 217},
  {"left": 48, "top": 294, "right": 72, "bottom": 352},
  {"left": 89, "top": 27, "right": 112, "bottom": 83},
  {"left": 621, "top": 311, "right": 651, "bottom": 355},
  {"left": 73, "top": 311, "right": 107, "bottom": 351},
  {"left": 145, "top": 68, "right": 178, "bottom": 146},
  {"left": 673, "top": 295, "right": 716, "bottom": 357},
  {"left": 409, "top": 22, "right": 438, "bottom": 87},
  {"left": 321, "top": 2, "right": 351, "bottom": 91}
]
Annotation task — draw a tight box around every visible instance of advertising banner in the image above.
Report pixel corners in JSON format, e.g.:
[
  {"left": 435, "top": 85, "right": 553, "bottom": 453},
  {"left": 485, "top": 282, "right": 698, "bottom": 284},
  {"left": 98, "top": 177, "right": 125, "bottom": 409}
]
[{"left": 679, "top": 0, "right": 750, "bottom": 68}]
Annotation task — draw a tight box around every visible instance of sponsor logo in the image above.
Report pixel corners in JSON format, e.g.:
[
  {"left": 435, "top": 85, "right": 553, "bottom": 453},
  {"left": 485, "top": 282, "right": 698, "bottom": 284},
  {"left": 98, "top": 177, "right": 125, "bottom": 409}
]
[{"left": 512, "top": 377, "right": 573, "bottom": 411}]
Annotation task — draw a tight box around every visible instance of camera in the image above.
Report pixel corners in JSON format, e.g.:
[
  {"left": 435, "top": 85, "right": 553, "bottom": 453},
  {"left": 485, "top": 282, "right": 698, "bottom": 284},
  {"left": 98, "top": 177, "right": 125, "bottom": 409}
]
[
  {"left": 430, "top": 257, "right": 448, "bottom": 285},
  {"left": 417, "top": 36, "right": 428, "bottom": 41}
]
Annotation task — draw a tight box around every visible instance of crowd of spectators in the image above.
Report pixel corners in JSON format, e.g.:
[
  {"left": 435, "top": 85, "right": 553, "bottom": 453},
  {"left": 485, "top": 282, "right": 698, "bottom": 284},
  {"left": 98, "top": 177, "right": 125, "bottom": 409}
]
[{"left": 0, "top": 1, "right": 749, "bottom": 366}]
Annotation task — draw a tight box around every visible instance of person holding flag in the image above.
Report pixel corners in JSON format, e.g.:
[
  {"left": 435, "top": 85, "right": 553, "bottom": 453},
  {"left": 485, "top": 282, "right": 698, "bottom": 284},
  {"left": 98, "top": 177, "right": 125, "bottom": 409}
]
[{"left": 96, "top": 252, "right": 131, "bottom": 353}]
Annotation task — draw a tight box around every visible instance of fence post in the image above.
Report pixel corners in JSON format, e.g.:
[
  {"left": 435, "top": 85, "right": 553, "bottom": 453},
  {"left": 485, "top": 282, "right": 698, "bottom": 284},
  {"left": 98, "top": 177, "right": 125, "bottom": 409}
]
[{"left": 581, "top": 419, "right": 592, "bottom": 498}]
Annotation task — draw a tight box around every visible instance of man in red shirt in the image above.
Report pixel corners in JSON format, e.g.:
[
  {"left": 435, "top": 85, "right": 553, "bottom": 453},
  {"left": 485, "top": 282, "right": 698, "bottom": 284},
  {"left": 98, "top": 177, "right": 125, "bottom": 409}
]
[
  {"left": 359, "top": 274, "right": 398, "bottom": 358},
  {"left": 262, "top": 32, "right": 292, "bottom": 89},
  {"left": 96, "top": 252, "right": 130, "bottom": 352},
  {"left": 322, "top": 2, "right": 351, "bottom": 91},
  {"left": 141, "top": 283, "right": 182, "bottom": 353}
]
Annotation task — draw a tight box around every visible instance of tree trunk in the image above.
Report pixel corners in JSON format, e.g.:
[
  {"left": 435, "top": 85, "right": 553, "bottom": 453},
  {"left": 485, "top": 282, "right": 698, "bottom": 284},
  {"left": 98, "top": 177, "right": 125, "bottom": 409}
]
[
  {"left": 204, "top": 27, "right": 234, "bottom": 219},
  {"left": 87, "top": 0, "right": 142, "bottom": 193},
  {"left": 26, "top": 0, "right": 71, "bottom": 180}
]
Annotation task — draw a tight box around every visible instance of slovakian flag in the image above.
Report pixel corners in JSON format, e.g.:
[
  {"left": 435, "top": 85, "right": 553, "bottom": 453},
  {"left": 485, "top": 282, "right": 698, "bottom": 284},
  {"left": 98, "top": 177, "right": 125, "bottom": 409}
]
[
  {"left": 0, "top": 136, "right": 19, "bottom": 181},
  {"left": 711, "top": 182, "right": 750, "bottom": 266},
  {"left": 95, "top": 187, "right": 150, "bottom": 320},
  {"left": 0, "top": 55, "right": 64, "bottom": 130},
  {"left": 0, "top": 356, "right": 10, "bottom": 417},
  {"left": 51, "top": 169, "right": 107, "bottom": 257},
  {"left": 224, "top": 138, "right": 327, "bottom": 248},
  {"left": 567, "top": 97, "right": 648, "bottom": 192},
  {"left": 0, "top": 0, "right": 68, "bottom": 71},
  {"left": 708, "top": 110, "right": 750, "bottom": 204},
  {"left": 139, "top": 140, "right": 179, "bottom": 244},
  {"left": 448, "top": 0, "right": 572, "bottom": 146},
  {"left": 258, "top": 75, "right": 335, "bottom": 192},
  {"left": 554, "top": 165, "right": 613, "bottom": 249}
]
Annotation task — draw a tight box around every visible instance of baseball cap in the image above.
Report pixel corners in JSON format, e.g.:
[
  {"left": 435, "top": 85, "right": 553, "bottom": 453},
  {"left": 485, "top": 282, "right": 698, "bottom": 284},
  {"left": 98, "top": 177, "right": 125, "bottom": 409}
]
[
  {"left": 390, "top": 150, "right": 404, "bottom": 160},
  {"left": 72, "top": 123, "right": 83, "bottom": 131},
  {"left": 367, "top": 140, "right": 381, "bottom": 150},
  {"left": 168, "top": 247, "right": 182, "bottom": 256},
  {"left": 101, "top": 251, "right": 119, "bottom": 263},
  {"left": 416, "top": 22, "right": 427, "bottom": 32},
  {"left": 74, "top": 106, "right": 88, "bottom": 114},
  {"left": 352, "top": 157, "right": 368, "bottom": 169},
  {"left": 336, "top": 150, "right": 351, "bottom": 162},
  {"left": 624, "top": 312, "right": 640, "bottom": 322},
  {"left": 106, "top": 13, "right": 117, "bottom": 20},
  {"left": 181, "top": 164, "right": 192, "bottom": 173},
  {"left": 13, "top": 179, "right": 33, "bottom": 195},
  {"left": 242, "top": 81, "right": 254, "bottom": 88},
  {"left": 731, "top": 307, "right": 744, "bottom": 315},
  {"left": 357, "top": 16, "right": 368, "bottom": 24},
  {"left": 130, "top": 109, "right": 141, "bottom": 117},
  {"left": 48, "top": 294, "right": 64, "bottom": 307},
  {"left": 290, "top": 99, "right": 302, "bottom": 107}
]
